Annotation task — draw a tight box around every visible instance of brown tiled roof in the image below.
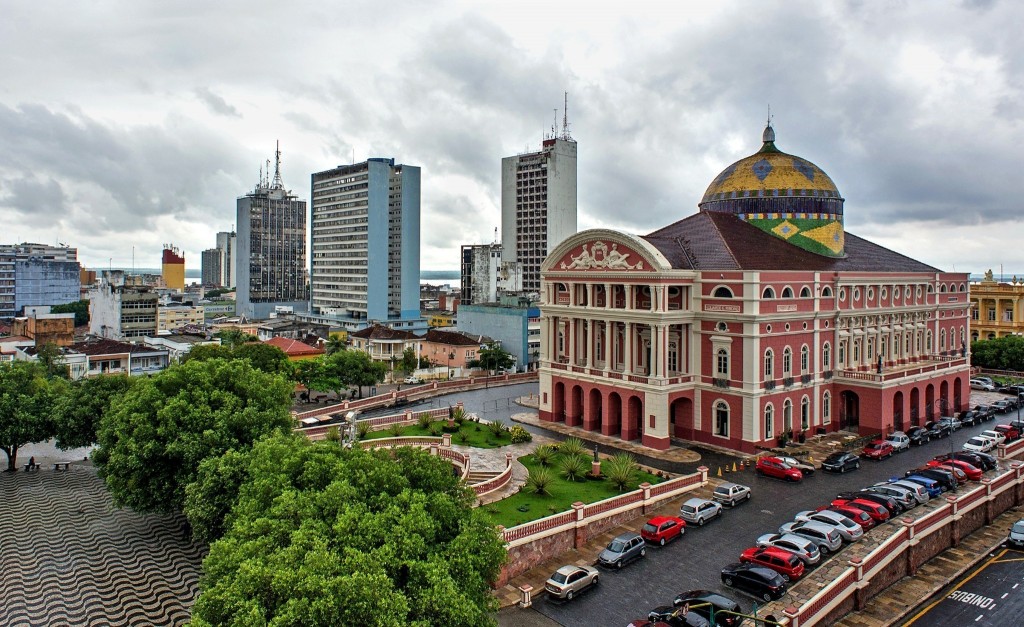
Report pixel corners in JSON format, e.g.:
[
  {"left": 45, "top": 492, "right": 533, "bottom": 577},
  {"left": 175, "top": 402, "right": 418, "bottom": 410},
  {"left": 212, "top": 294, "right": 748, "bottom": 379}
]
[
  {"left": 70, "top": 338, "right": 168, "bottom": 356},
  {"left": 643, "top": 212, "right": 939, "bottom": 273},
  {"left": 422, "top": 329, "right": 485, "bottom": 346},
  {"left": 264, "top": 336, "right": 324, "bottom": 356},
  {"left": 349, "top": 324, "right": 419, "bottom": 341}
]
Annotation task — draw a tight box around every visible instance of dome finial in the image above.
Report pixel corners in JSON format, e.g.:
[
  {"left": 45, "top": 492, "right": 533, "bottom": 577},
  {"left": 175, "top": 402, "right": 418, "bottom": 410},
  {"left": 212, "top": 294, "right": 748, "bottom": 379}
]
[{"left": 763, "top": 105, "right": 775, "bottom": 143}]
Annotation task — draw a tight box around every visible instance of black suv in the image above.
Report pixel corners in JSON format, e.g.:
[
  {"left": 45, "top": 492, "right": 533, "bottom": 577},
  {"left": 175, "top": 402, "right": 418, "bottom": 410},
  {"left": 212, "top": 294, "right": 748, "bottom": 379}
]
[
  {"left": 974, "top": 405, "right": 997, "bottom": 421},
  {"left": 959, "top": 410, "right": 983, "bottom": 427},
  {"left": 905, "top": 426, "right": 931, "bottom": 445},
  {"left": 923, "top": 420, "right": 951, "bottom": 439},
  {"left": 720, "top": 563, "right": 786, "bottom": 602},
  {"left": 673, "top": 590, "right": 742, "bottom": 627}
]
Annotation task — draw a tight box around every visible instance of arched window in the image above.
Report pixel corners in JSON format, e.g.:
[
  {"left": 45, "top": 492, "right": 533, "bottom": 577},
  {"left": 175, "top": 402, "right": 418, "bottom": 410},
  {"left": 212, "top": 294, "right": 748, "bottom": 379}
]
[
  {"left": 716, "top": 348, "right": 729, "bottom": 377},
  {"left": 715, "top": 401, "right": 730, "bottom": 437},
  {"left": 783, "top": 399, "right": 793, "bottom": 433},
  {"left": 764, "top": 404, "right": 774, "bottom": 439},
  {"left": 823, "top": 342, "right": 831, "bottom": 369},
  {"left": 853, "top": 340, "right": 861, "bottom": 364},
  {"left": 783, "top": 347, "right": 793, "bottom": 375},
  {"left": 764, "top": 349, "right": 774, "bottom": 378},
  {"left": 838, "top": 341, "right": 846, "bottom": 366},
  {"left": 823, "top": 391, "right": 831, "bottom": 425},
  {"left": 800, "top": 286, "right": 811, "bottom": 298},
  {"left": 713, "top": 286, "right": 733, "bottom": 298},
  {"left": 800, "top": 345, "right": 809, "bottom": 372},
  {"left": 762, "top": 287, "right": 776, "bottom": 299},
  {"left": 782, "top": 287, "right": 794, "bottom": 298},
  {"left": 959, "top": 283, "right": 966, "bottom": 292},
  {"left": 801, "top": 396, "right": 810, "bottom": 431},
  {"left": 822, "top": 286, "right": 833, "bottom": 297},
  {"left": 940, "top": 329, "right": 947, "bottom": 351},
  {"left": 939, "top": 284, "right": 947, "bottom": 293},
  {"left": 926, "top": 330, "right": 933, "bottom": 352}
]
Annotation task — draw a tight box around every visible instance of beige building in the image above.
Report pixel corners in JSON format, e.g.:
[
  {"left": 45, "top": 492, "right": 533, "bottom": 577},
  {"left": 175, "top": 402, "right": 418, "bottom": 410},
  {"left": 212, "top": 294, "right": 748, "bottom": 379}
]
[
  {"left": 969, "top": 270, "right": 1024, "bottom": 340},
  {"left": 158, "top": 303, "right": 205, "bottom": 331}
]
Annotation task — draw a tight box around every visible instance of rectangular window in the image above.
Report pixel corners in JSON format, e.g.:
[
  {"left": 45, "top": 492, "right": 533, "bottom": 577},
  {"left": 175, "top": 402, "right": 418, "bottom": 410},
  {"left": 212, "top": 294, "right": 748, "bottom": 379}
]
[{"left": 989, "top": 308, "right": 996, "bottom": 321}]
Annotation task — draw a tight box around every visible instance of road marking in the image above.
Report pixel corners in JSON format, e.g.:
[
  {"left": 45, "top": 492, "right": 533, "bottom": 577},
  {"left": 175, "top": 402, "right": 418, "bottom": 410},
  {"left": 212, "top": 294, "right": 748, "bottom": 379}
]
[
  {"left": 905, "top": 548, "right": 1009, "bottom": 625},
  {"left": 1002, "top": 592, "right": 1009, "bottom": 598},
  {"left": 1015, "top": 583, "right": 1020, "bottom": 589},
  {"left": 975, "top": 615, "right": 983, "bottom": 622},
  {"left": 993, "top": 557, "right": 1024, "bottom": 563}
]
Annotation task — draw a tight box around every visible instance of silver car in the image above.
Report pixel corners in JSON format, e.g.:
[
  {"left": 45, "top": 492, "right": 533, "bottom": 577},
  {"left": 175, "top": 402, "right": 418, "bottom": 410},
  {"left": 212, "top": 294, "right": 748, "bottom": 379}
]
[
  {"left": 544, "top": 564, "right": 599, "bottom": 600},
  {"left": 755, "top": 533, "right": 821, "bottom": 565},
  {"left": 598, "top": 532, "right": 646, "bottom": 569},
  {"left": 679, "top": 497, "right": 723, "bottom": 526},
  {"left": 712, "top": 482, "right": 751, "bottom": 507},
  {"left": 888, "top": 479, "right": 930, "bottom": 504},
  {"left": 794, "top": 509, "right": 864, "bottom": 542},
  {"left": 864, "top": 484, "right": 916, "bottom": 510},
  {"left": 779, "top": 520, "right": 843, "bottom": 554}
]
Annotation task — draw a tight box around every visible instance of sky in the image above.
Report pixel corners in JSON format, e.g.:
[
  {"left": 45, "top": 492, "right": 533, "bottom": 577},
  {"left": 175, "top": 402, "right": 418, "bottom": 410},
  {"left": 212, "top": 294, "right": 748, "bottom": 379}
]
[{"left": 0, "top": 0, "right": 1021, "bottom": 275}]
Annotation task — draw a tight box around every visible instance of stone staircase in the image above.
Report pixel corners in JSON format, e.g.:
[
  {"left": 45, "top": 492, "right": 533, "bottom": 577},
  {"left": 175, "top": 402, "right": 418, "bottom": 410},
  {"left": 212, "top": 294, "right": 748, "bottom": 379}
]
[{"left": 467, "top": 470, "right": 502, "bottom": 485}]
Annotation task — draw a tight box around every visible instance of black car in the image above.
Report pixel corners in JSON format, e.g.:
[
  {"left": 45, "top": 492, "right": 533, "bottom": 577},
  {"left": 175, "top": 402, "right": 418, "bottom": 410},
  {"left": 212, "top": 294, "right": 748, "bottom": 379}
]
[
  {"left": 647, "top": 606, "right": 711, "bottom": 627},
  {"left": 905, "top": 426, "right": 931, "bottom": 445},
  {"left": 923, "top": 420, "right": 951, "bottom": 439},
  {"left": 908, "top": 467, "right": 958, "bottom": 491},
  {"left": 837, "top": 490, "right": 901, "bottom": 515},
  {"left": 959, "top": 411, "right": 982, "bottom": 427},
  {"left": 720, "top": 563, "right": 786, "bottom": 602},
  {"left": 673, "top": 590, "right": 743, "bottom": 627},
  {"left": 998, "top": 384, "right": 1019, "bottom": 395},
  {"left": 973, "top": 405, "right": 997, "bottom": 421},
  {"left": 822, "top": 452, "right": 861, "bottom": 473},
  {"left": 934, "top": 451, "right": 997, "bottom": 472}
]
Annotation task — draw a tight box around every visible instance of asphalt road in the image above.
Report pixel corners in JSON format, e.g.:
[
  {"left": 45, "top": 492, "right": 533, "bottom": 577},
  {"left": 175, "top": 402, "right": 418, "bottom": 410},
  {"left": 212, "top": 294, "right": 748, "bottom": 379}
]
[
  {"left": 525, "top": 400, "right": 1022, "bottom": 627},
  {"left": 902, "top": 545, "right": 1024, "bottom": 626}
]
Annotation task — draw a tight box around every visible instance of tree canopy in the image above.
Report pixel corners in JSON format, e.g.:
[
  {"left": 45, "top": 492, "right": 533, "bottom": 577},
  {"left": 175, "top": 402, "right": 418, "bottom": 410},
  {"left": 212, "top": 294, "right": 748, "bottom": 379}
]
[
  {"left": 971, "top": 336, "right": 1024, "bottom": 372},
  {"left": 190, "top": 434, "right": 506, "bottom": 626},
  {"left": 53, "top": 374, "right": 135, "bottom": 450},
  {"left": 0, "top": 361, "right": 61, "bottom": 470},
  {"left": 50, "top": 299, "right": 90, "bottom": 326},
  {"left": 186, "top": 342, "right": 291, "bottom": 377},
  {"left": 322, "top": 350, "right": 387, "bottom": 398},
  {"left": 93, "top": 358, "right": 294, "bottom": 513},
  {"left": 478, "top": 342, "right": 515, "bottom": 373}
]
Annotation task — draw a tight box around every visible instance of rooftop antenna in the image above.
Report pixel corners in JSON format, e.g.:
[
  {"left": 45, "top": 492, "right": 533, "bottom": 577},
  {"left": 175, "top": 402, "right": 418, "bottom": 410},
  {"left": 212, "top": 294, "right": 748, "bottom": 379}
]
[
  {"left": 763, "top": 104, "right": 776, "bottom": 143},
  {"left": 560, "top": 91, "right": 572, "bottom": 140},
  {"left": 494, "top": 227, "right": 498, "bottom": 244},
  {"left": 265, "top": 159, "right": 272, "bottom": 187},
  {"left": 551, "top": 108, "right": 558, "bottom": 140},
  {"left": 272, "top": 140, "right": 283, "bottom": 189},
  {"left": 258, "top": 162, "right": 264, "bottom": 190}
]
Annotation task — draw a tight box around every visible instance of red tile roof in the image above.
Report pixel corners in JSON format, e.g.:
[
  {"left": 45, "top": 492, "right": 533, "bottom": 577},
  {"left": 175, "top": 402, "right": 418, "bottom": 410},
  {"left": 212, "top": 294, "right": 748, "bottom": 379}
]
[
  {"left": 264, "top": 336, "right": 325, "bottom": 356},
  {"left": 70, "top": 338, "right": 167, "bottom": 356},
  {"left": 422, "top": 329, "right": 486, "bottom": 346},
  {"left": 349, "top": 324, "right": 419, "bottom": 341}
]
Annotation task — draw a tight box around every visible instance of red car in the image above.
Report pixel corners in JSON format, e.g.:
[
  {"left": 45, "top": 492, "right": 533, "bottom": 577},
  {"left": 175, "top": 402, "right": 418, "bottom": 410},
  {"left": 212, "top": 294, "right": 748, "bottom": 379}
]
[
  {"left": 641, "top": 516, "right": 686, "bottom": 546},
  {"left": 739, "top": 546, "right": 806, "bottom": 581},
  {"left": 995, "top": 424, "right": 1021, "bottom": 442},
  {"left": 832, "top": 498, "right": 890, "bottom": 523},
  {"left": 756, "top": 456, "right": 803, "bottom": 482},
  {"left": 861, "top": 440, "right": 895, "bottom": 460},
  {"left": 827, "top": 505, "right": 877, "bottom": 530},
  {"left": 927, "top": 458, "right": 982, "bottom": 481}
]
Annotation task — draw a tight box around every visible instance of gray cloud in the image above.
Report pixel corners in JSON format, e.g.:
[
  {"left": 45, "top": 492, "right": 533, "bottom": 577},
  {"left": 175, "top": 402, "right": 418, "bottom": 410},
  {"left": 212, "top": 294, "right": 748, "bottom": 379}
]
[{"left": 195, "top": 87, "right": 241, "bottom": 118}]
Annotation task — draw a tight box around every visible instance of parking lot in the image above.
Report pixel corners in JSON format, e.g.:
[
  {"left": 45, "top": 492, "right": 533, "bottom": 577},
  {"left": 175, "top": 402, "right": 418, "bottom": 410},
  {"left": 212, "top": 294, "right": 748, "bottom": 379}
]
[{"left": 519, "top": 390, "right": 1024, "bottom": 627}]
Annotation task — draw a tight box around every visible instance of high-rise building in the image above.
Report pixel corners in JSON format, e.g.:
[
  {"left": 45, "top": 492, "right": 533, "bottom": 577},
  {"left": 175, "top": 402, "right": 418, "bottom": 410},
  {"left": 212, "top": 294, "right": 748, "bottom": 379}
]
[
  {"left": 88, "top": 272, "right": 159, "bottom": 340},
  {"left": 501, "top": 108, "right": 577, "bottom": 293},
  {"left": 216, "top": 230, "right": 237, "bottom": 288},
  {"left": 161, "top": 245, "right": 185, "bottom": 291},
  {"left": 307, "top": 157, "right": 421, "bottom": 331},
  {"left": 0, "top": 243, "right": 81, "bottom": 319},
  {"left": 201, "top": 248, "right": 223, "bottom": 287},
  {"left": 236, "top": 143, "right": 309, "bottom": 319},
  {"left": 460, "top": 240, "right": 522, "bottom": 305}
]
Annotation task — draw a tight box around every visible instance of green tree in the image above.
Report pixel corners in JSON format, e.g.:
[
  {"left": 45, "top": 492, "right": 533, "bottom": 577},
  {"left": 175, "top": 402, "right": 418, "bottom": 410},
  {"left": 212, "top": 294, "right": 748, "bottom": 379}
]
[
  {"left": 184, "top": 344, "right": 233, "bottom": 363},
  {"left": 53, "top": 374, "right": 135, "bottom": 450},
  {"left": 971, "top": 336, "right": 1024, "bottom": 371},
  {"left": 0, "top": 361, "right": 59, "bottom": 471},
  {"left": 478, "top": 342, "right": 514, "bottom": 373},
  {"left": 401, "top": 347, "right": 419, "bottom": 373},
  {"left": 325, "top": 334, "right": 347, "bottom": 355},
  {"left": 190, "top": 434, "right": 505, "bottom": 626},
  {"left": 36, "top": 342, "right": 70, "bottom": 379},
  {"left": 234, "top": 342, "right": 292, "bottom": 376},
  {"left": 324, "top": 350, "right": 387, "bottom": 398},
  {"left": 50, "top": 299, "right": 90, "bottom": 326},
  {"left": 215, "top": 329, "right": 257, "bottom": 349},
  {"left": 293, "top": 358, "right": 333, "bottom": 401},
  {"left": 183, "top": 448, "right": 252, "bottom": 543},
  {"left": 92, "top": 358, "right": 293, "bottom": 513}
]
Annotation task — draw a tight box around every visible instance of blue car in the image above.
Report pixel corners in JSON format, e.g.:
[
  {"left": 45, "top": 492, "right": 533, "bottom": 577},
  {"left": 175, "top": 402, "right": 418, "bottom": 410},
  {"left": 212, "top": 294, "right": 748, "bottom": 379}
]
[{"left": 898, "top": 475, "right": 942, "bottom": 498}]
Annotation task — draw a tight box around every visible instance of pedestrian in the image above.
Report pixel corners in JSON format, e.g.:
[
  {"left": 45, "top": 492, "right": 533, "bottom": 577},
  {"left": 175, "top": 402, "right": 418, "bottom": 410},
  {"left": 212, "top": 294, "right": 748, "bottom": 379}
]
[{"left": 28, "top": 456, "right": 35, "bottom": 470}]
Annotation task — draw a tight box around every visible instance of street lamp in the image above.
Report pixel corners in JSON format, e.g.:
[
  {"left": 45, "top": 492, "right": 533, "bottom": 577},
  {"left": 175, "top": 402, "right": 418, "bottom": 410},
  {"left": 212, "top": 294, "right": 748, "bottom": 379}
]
[
  {"left": 448, "top": 351, "right": 455, "bottom": 381},
  {"left": 343, "top": 410, "right": 359, "bottom": 448},
  {"left": 932, "top": 398, "right": 956, "bottom": 490}
]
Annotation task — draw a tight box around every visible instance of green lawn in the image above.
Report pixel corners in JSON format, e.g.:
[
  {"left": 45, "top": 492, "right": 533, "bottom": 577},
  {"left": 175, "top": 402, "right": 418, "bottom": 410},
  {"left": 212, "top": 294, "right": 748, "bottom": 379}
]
[
  {"left": 482, "top": 452, "right": 665, "bottom": 528},
  {"left": 361, "top": 420, "right": 515, "bottom": 449}
]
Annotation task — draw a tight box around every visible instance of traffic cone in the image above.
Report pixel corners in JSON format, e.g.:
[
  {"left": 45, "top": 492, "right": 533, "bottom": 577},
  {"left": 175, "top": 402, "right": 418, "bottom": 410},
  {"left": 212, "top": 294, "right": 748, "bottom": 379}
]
[
  {"left": 717, "top": 466, "right": 722, "bottom": 477},
  {"left": 732, "top": 462, "right": 738, "bottom": 472},
  {"left": 808, "top": 455, "right": 814, "bottom": 462}
]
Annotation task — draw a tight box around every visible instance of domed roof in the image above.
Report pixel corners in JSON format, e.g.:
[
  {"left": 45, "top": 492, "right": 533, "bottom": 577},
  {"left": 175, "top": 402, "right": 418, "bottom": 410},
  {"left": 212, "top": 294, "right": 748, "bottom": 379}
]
[{"left": 700, "top": 126, "right": 842, "bottom": 205}]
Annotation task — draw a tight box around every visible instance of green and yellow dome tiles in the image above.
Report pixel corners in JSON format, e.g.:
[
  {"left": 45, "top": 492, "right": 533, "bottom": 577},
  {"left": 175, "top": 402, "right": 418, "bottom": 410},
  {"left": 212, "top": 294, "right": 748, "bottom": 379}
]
[{"left": 699, "top": 124, "right": 846, "bottom": 257}]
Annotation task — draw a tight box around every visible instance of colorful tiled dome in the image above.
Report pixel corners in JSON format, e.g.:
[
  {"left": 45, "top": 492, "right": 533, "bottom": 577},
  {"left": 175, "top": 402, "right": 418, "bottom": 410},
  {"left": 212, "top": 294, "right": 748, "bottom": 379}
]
[{"left": 699, "top": 124, "right": 846, "bottom": 257}]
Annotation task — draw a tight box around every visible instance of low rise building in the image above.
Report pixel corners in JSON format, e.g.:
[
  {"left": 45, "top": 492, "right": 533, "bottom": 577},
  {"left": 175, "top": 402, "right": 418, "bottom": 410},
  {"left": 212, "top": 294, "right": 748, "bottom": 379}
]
[
  {"left": 158, "top": 303, "right": 205, "bottom": 331},
  {"left": 88, "top": 273, "right": 159, "bottom": 340},
  {"left": 263, "top": 336, "right": 324, "bottom": 361},
  {"left": 969, "top": 270, "right": 1022, "bottom": 341},
  {"left": 457, "top": 297, "right": 539, "bottom": 372},
  {"left": 70, "top": 337, "right": 169, "bottom": 377},
  {"left": 11, "top": 306, "right": 75, "bottom": 347},
  {"left": 144, "top": 333, "right": 220, "bottom": 363}
]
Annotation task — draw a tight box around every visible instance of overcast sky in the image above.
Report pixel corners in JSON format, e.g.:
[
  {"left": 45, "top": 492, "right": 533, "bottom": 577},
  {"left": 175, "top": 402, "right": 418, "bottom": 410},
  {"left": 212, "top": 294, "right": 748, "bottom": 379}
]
[{"left": 1, "top": 0, "right": 1021, "bottom": 275}]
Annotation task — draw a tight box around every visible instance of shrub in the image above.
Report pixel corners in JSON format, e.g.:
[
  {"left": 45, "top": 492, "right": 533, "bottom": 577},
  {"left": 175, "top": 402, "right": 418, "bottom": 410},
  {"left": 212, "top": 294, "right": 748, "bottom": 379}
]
[
  {"left": 428, "top": 424, "right": 441, "bottom": 437},
  {"left": 606, "top": 453, "right": 638, "bottom": 491},
  {"left": 324, "top": 426, "right": 341, "bottom": 442},
  {"left": 561, "top": 454, "right": 588, "bottom": 482},
  {"left": 356, "top": 422, "right": 370, "bottom": 440},
  {"left": 417, "top": 413, "right": 433, "bottom": 430},
  {"left": 456, "top": 430, "right": 469, "bottom": 444},
  {"left": 509, "top": 425, "right": 532, "bottom": 444},
  {"left": 488, "top": 420, "right": 507, "bottom": 437},
  {"left": 451, "top": 406, "right": 467, "bottom": 423},
  {"left": 387, "top": 423, "right": 403, "bottom": 438},
  {"left": 525, "top": 467, "right": 554, "bottom": 495},
  {"left": 559, "top": 436, "right": 586, "bottom": 458},
  {"left": 533, "top": 444, "right": 556, "bottom": 466}
]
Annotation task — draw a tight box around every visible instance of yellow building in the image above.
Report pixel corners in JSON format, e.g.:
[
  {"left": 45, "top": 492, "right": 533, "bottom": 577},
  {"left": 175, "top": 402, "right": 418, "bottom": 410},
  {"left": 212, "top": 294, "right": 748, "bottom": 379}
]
[
  {"left": 969, "top": 270, "right": 1024, "bottom": 340},
  {"left": 427, "top": 312, "right": 455, "bottom": 328},
  {"left": 162, "top": 246, "right": 185, "bottom": 291},
  {"left": 158, "top": 304, "right": 205, "bottom": 331}
]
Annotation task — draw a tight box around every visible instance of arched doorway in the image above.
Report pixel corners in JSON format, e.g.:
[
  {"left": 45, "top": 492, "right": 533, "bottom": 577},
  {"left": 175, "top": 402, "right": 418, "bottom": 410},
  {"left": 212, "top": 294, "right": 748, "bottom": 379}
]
[
  {"left": 552, "top": 381, "right": 566, "bottom": 422},
  {"left": 840, "top": 391, "right": 860, "bottom": 430},
  {"left": 954, "top": 378, "right": 963, "bottom": 412},
  {"left": 939, "top": 380, "right": 949, "bottom": 409},
  {"left": 910, "top": 388, "right": 921, "bottom": 426},
  {"left": 670, "top": 397, "right": 694, "bottom": 439},
  {"left": 925, "top": 384, "right": 935, "bottom": 420},
  {"left": 893, "top": 391, "right": 905, "bottom": 432},
  {"left": 783, "top": 399, "right": 794, "bottom": 435},
  {"left": 586, "top": 388, "right": 603, "bottom": 432},
  {"left": 568, "top": 385, "right": 584, "bottom": 426},
  {"left": 605, "top": 392, "right": 622, "bottom": 436},
  {"left": 624, "top": 396, "right": 643, "bottom": 441}
]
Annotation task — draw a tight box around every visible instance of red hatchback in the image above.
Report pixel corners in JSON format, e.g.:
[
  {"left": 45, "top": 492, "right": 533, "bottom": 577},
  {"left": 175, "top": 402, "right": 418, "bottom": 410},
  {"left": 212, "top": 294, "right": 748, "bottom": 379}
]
[
  {"left": 832, "top": 498, "right": 890, "bottom": 523},
  {"left": 756, "top": 457, "right": 803, "bottom": 482},
  {"left": 641, "top": 516, "right": 686, "bottom": 546},
  {"left": 995, "top": 424, "right": 1021, "bottom": 442},
  {"left": 862, "top": 440, "right": 895, "bottom": 460},
  {"left": 826, "top": 505, "right": 877, "bottom": 530},
  {"left": 927, "top": 460, "right": 982, "bottom": 481},
  {"left": 739, "top": 546, "right": 805, "bottom": 581}
]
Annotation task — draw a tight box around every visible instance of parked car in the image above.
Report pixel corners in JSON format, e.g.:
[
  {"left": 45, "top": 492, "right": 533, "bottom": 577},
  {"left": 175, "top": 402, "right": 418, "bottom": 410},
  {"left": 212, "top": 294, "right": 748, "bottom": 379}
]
[
  {"left": 934, "top": 450, "right": 997, "bottom": 472},
  {"left": 712, "top": 482, "right": 751, "bottom": 507},
  {"left": 997, "top": 384, "right": 1020, "bottom": 395},
  {"left": 794, "top": 509, "right": 864, "bottom": 542},
  {"left": 720, "top": 563, "right": 787, "bottom": 602},
  {"left": 627, "top": 618, "right": 673, "bottom": 627},
  {"left": 598, "top": 532, "right": 646, "bottom": 569},
  {"left": 837, "top": 490, "right": 904, "bottom": 515},
  {"left": 641, "top": 516, "right": 686, "bottom": 546},
  {"left": 923, "top": 420, "right": 951, "bottom": 439},
  {"left": 862, "top": 440, "right": 896, "bottom": 460},
  {"left": 403, "top": 375, "right": 423, "bottom": 384},
  {"left": 822, "top": 452, "right": 861, "bottom": 473},
  {"left": 884, "top": 432, "right": 911, "bottom": 452},
  {"left": 739, "top": 546, "right": 806, "bottom": 581},
  {"left": 905, "top": 426, "right": 931, "bottom": 446},
  {"left": 980, "top": 429, "right": 1006, "bottom": 446},
  {"left": 831, "top": 498, "right": 890, "bottom": 523},
  {"left": 679, "top": 498, "right": 723, "bottom": 527},
  {"left": 776, "top": 455, "right": 815, "bottom": 476},
  {"left": 755, "top": 456, "right": 803, "bottom": 482},
  {"left": 778, "top": 520, "right": 844, "bottom": 554},
  {"left": 862, "top": 485, "right": 917, "bottom": 510},
  {"left": 755, "top": 533, "right": 821, "bottom": 566},
  {"left": 545, "top": 564, "right": 599, "bottom": 600},
  {"left": 971, "top": 379, "right": 996, "bottom": 391},
  {"left": 937, "top": 416, "right": 962, "bottom": 431},
  {"left": 995, "top": 424, "right": 1021, "bottom": 441},
  {"left": 645, "top": 606, "right": 710, "bottom": 627},
  {"left": 909, "top": 467, "right": 958, "bottom": 491},
  {"left": 825, "top": 505, "right": 876, "bottom": 530},
  {"left": 992, "top": 400, "right": 1015, "bottom": 414},
  {"left": 959, "top": 410, "right": 983, "bottom": 427},
  {"left": 928, "top": 459, "right": 981, "bottom": 481},
  {"left": 885, "top": 479, "right": 930, "bottom": 503},
  {"left": 1008, "top": 520, "right": 1024, "bottom": 548},
  {"left": 963, "top": 436, "right": 996, "bottom": 453},
  {"left": 672, "top": 590, "right": 743, "bottom": 627},
  {"left": 900, "top": 475, "right": 943, "bottom": 498},
  {"left": 974, "top": 376, "right": 995, "bottom": 385},
  {"left": 973, "top": 405, "right": 997, "bottom": 421}
]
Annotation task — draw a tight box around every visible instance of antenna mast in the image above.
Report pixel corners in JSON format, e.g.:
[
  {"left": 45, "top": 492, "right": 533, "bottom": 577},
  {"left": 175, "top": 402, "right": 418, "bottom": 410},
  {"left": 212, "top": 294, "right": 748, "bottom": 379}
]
[
  {"left": 560, "top": 91, "right": 572, "bottom": 140},
  {"left": 272, "top": 140, "right": 284, "bottom": 189}
]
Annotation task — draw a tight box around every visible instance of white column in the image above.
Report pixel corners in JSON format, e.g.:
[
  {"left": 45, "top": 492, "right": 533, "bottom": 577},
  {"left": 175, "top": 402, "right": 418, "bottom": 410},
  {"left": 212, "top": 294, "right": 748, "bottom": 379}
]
[
  {"left": 586, "top": 319, "right": 594, "bottom": 368},
  {"left": 624, "top": 322, "right": 634, "bottom": 375}
]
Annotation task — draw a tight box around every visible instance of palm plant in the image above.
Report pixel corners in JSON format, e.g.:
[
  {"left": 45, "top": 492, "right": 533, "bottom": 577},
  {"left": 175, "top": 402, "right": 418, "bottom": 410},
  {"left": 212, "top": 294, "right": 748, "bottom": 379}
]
[
  {"left": 417, "top": 413, "right": 433, "bottom": 430},
  {"left": 559, "top": 436, "right": 586, "bottom": 458},
  {"left": 606, "top": 453, "right": 638, "bottom": 491},
  {"left": 561, "top": 454, "right": 588, "bottom": 482},
  {"left": 525, "top": 467, "right": 554, "bottom": 495},
  {"left": 533, "top": 444, "right": 556, "bottom": 466},
  {"left": 387, "top": 423, "right": 404, "bottom": 438}
]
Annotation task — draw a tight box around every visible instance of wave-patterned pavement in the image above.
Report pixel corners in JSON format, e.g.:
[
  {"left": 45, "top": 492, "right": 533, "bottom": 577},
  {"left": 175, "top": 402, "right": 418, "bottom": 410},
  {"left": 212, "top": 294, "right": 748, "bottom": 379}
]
[{"left": 0, "top": 466, "right": 206, "bottom": 626}]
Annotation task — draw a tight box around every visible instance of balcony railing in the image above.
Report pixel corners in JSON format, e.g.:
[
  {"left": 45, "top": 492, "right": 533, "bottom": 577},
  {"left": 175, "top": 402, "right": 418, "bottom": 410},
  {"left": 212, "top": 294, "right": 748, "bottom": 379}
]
[
  {"left": 712, "top": 377, "right": 730, "bottom": 389},
  {"left": 783, "top": 377, "right": 794, "bottom": 387},
  {"left": 801, "top": 374, "right": 812, "bottom": 384},
  {"left": 765, "top": 380, "right": 776, "bottom": 390}
]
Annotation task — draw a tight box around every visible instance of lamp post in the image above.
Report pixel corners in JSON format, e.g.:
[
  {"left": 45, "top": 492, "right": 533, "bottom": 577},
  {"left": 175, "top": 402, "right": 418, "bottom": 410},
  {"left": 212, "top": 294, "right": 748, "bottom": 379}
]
[
  {"left": 448, "top": 351, "right": 455, "bottom": 381},
  {"left": 343, "top": 410, "right": 359, "bottom": 448},
  {"left": 933, "top": 398, "right": 956, "bottom": 490}
]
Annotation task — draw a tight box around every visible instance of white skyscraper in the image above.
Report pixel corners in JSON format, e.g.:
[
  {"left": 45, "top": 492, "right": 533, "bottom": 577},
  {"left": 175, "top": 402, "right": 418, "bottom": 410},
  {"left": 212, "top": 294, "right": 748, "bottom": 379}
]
[{"left": 215, "top": 230, "right": 236, "bottom": 288}]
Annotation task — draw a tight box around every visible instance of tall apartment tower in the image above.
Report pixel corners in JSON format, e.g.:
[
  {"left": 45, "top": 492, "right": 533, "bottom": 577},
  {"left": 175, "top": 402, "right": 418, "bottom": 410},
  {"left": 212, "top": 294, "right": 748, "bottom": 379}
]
[
  {"left": 215, "top": 230, "right": 237, "bottom": 288},
  {"left": 309, "top": 158, "right": 421, "bottom": 327},
  {"left": 236, "top": 143, "right": 309, "bottom": 319},
  {"left": 501, "top": 108, "right": 577, "bottom": 293},
  {"left": 0, "top": 243, "right": 81, "bottom": 319},
  {"left": 201, "top": 248, "right": 223, "bottom": 287}
]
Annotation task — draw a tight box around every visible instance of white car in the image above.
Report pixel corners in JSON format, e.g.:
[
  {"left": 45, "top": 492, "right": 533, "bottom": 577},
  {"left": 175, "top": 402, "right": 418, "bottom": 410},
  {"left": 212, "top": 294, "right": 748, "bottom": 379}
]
[
  {"left": 679, "top": 498, "right": 723, "bottom": 527},
  {"left": 980, "top": 430, "right": 1006, "bottom": 446},
  {"left": 794, "top": 510, "right": 863, "bottom": 542},
  {"left": 963, "top": 436, "right": 996, "bottom": 453},
  {"left": 778, "top": 521, "right": 843, "bottom": 554},
  {"left": 971, "top": 379, "right": 996, "bottom": 391},
  {"left": 887, "top": 479, "right": 930, "bottom": 504},
  {"left": 755, "top": 533, "right": 821, "bottom": 565},
  {"left": 403, "top": 376, "right": 423, "bottom": 384},
  {"left": 885, "top": 432, "right": 911, "bottom": 453}
]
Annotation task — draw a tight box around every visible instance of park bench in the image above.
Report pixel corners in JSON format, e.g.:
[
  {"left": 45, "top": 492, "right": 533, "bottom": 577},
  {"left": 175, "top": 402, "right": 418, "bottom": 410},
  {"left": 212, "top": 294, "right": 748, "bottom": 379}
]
[
  {"left": 23, "top": 462, "right": 40, "bottom": 471},
  {"left": 53, "top": 461, "right": 72, "bottom": 471}
]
